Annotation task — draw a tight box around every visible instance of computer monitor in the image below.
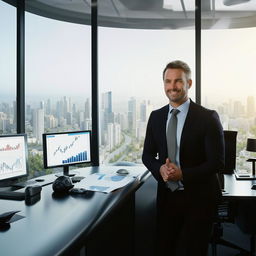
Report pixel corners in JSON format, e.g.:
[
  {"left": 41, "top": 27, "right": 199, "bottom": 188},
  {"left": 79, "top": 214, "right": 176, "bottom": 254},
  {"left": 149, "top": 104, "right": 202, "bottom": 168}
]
[
  {"left": 0, "top": 134, "right": 28, "bottom": 183},
  {"left": 42, "top": 130, "right": 91, "bottom": 176}
]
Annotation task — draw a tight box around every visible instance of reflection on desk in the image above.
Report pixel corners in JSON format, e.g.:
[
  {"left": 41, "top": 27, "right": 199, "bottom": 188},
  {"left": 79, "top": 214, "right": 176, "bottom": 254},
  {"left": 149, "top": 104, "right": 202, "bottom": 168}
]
[
  {"left": 224, "top": 174, "right": 256, "bottom": 198},
  {"left": 0, "top": 165, "right": 149, "bottom": 256}
]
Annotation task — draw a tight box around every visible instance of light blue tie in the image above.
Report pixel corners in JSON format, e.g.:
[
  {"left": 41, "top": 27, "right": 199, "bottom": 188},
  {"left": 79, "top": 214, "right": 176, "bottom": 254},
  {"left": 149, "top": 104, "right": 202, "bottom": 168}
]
[{"left": 166, "top": 109, "right": 180, "bottom": 191}]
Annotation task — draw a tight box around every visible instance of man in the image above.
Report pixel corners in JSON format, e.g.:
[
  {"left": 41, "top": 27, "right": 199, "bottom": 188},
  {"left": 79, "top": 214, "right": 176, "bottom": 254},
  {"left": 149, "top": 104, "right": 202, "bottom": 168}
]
[{"left": 142, "top": 60, "right": 224, "bottom": 256}]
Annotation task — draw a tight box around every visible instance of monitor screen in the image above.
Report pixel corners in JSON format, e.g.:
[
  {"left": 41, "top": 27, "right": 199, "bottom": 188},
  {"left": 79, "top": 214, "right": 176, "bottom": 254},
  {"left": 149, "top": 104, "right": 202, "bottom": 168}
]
[
  {"left": 43, "top": 130, "right": 91, "bottom": 175},
  {"left": 0, "top": 134, "right": 28, "bottom": 182}
]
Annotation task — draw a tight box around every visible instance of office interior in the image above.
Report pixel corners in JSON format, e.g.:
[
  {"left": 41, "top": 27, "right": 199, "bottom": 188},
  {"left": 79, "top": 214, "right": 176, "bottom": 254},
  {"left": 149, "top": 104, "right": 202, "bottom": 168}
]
[{"left": 1, "top": 0, "right": 256, "bottom": 255}]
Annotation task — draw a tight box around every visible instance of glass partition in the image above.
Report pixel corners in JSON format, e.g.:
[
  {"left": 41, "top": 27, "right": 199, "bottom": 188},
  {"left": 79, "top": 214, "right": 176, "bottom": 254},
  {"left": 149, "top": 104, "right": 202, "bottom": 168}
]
[
  {"left": 202, "top": 0, "right": 256, "bottom": 172},
  {"left": 98, "top": 1, "right": 196, "bottom": 164},
  {"left": 25, "top": 12, "right": 91, "bottom": 177},
  {"left": 0, "top": 1, "right": 16, "bottom": 134}
]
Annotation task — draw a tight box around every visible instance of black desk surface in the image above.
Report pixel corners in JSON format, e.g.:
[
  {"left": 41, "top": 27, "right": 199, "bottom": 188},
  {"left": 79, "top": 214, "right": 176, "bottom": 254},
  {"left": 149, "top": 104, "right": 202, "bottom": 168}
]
[
  {"left": 224, "top": 174, "right": 256, "bottom": 198},
  {"left": 0, "top": 165, "right": 149, "bottom": 256}
]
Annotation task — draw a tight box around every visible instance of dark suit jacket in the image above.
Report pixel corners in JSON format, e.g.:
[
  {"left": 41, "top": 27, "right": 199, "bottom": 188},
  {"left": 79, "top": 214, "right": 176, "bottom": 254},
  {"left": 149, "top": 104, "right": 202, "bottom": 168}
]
[{"left": 142, "top": 100, "right": 225, "bottom": 205}]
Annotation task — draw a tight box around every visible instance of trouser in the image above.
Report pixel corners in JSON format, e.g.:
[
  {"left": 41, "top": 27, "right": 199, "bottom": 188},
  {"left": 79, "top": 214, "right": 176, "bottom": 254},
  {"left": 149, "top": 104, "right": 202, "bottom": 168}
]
[{"left": 156, "top": 189, "right": 216, "bottom": 256}]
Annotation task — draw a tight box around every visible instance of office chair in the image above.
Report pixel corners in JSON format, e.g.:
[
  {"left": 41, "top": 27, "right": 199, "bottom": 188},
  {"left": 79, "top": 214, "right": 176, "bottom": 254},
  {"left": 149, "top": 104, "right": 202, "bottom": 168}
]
[
  {"left": 235, "top": 200, "right": 256, "bottom": 256},
  {"left": 211, "top": 130, "right": 250, "bottom": 255}
]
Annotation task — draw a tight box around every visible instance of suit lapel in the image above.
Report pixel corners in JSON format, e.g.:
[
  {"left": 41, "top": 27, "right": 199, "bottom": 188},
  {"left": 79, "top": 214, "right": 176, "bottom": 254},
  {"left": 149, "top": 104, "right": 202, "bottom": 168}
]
[{"left": 159, "top": 105, "right": 169, "bottom": 157}]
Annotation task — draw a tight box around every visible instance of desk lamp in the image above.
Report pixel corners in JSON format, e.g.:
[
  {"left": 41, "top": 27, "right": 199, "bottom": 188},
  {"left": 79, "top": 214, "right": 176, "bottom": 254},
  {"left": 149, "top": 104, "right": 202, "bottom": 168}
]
[{"left": 246, "top": 138, "right": 256, "bottom": 176}]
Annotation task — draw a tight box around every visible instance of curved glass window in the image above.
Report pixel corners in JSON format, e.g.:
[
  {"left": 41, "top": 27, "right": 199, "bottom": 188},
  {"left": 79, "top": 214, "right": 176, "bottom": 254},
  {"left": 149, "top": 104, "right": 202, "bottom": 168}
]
[
  {"left": 25, "top": 12, "right": 91, "bottom": 177},
  {"left": 202, "top": 26, "right": 256, "bottom": 172},
  {"left": 99, "top": 26, "right": 195, "bottom": 164},
  {"left": 0, "top": 1, "right": 16, "bottom": 134}
]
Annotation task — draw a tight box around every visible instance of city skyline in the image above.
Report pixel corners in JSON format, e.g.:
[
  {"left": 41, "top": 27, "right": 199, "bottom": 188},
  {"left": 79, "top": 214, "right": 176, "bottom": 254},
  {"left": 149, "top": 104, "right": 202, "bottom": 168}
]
[{"left": 1, "top": 90, "right": 256, "bottom": 171}]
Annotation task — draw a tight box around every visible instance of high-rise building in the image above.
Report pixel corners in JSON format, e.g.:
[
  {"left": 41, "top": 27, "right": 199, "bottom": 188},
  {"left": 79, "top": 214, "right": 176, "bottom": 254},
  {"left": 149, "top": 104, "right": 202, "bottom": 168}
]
[
  {"left": 56, "top": 99, "right": 64, "bottom": 120},
  {"left": 140, "top": 100, "right": 153, "bottom": 122},
  {"left": 247, "top": 96, "right": 255, "bottom": 118},
  {"left": 101, "top": 91, "right": 114, "bottom": 145},
  {"left": 40, "top": 101, "right": 44, "bottom": 110},
  {"left": 233, "top": 100, "right": 244, "bottom": 117},
  {"left": 33, "top": 108, "right": 44, "bottom": 144},
  {"left": 107, "top": 123, "right": 114, "bottom": 150},
  {"left": 107, "top": 122, "right": 121, "bottom": 150},
  {"left": 128, "top": 97, "right": 136, "bottom": 132},
  {"left": 84, "top": 98, "right": 90, "bottom": 120},
  {"left": 46, "top": 99, "right": 51, "bottom": 115},
  {"left": 45, "top": 114, "right": 58, "bottom": 129}
]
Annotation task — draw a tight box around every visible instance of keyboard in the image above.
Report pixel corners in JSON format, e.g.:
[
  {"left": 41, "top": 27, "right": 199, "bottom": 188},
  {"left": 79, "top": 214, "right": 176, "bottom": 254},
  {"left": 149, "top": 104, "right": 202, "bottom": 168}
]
[
  {"left": 14, "top": 180, "right": 37, "bottom": 187},
  {"left": 0, "top": 191, "right": 25, "bottom": 200},
  {"left": 13, "top": 179, "right": 53, "bottom": 188},
  {"left": 234, "top": 170, "right": 256, "bottom": 180}
]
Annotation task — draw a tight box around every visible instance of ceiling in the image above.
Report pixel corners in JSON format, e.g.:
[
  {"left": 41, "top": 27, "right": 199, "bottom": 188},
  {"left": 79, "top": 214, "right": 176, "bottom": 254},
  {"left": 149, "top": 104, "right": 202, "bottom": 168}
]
[{"left": 23, "top": 0, "right": 256, "bottom": 29}]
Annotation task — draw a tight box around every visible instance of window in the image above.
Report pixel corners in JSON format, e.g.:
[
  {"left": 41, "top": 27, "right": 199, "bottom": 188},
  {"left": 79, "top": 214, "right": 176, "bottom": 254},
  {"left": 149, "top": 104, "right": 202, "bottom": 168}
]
[
  {"left": 202, "top": 0, "right": 256, "bottom": 172},
  {"left": 0, "top": 1, "right": 16, "bottom": 134},
  {"left": 25, "top": 12, "right": 91, "bottom": 177},
  {"left": 98, "top": 26, "right": 195, "bottom": 164}
]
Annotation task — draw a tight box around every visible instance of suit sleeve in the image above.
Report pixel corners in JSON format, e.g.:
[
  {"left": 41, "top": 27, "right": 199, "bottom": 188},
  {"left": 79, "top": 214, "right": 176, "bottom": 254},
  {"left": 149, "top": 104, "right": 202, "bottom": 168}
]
[
  {"left": 182, "top": 110, "right": 225, "bottom": 184},
  {"left": 142, "top": 112, "right": 163, "bottom": 182}
]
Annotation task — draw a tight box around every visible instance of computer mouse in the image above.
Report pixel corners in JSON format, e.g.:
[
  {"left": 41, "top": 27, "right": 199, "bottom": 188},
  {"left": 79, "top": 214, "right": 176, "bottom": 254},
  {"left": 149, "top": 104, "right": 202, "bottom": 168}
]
[
  {"left": 35, "top": 178, "right": 44, "bottom": 182},
  {"left": 52, "top": 176, "right": 74, "bottom": 193},
  {"left": 116, "top": 169, "right": 129, "bottom": 175}
]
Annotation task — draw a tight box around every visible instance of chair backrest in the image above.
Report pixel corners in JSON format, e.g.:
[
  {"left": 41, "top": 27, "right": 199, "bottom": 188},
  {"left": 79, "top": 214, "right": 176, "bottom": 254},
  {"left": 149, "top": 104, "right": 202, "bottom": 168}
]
[{"left": 223, "top": 130, "right": 238, "bottom": 174}]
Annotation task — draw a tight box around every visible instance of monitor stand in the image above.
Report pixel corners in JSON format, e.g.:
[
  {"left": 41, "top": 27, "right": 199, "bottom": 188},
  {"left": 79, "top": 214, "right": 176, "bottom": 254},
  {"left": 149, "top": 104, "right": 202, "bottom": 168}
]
[{"left": 63, "top": 166, "right": 76, "bottom": 177}]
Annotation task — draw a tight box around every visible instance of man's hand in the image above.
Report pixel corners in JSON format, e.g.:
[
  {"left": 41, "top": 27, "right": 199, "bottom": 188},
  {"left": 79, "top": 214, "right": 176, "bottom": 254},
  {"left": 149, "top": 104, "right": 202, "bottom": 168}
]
[
  {"left": 160, "top": 158, "right": 183, "bottom": 182},
  {"left": 159, "top": 159, "right": 170, "bottom": 182}
]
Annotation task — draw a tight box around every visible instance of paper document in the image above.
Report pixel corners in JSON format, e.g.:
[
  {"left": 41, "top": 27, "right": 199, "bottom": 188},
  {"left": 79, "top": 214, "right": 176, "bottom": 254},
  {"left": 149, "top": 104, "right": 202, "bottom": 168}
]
[{"left": 78, "top": 173, "right": 136, "bottom": 193}]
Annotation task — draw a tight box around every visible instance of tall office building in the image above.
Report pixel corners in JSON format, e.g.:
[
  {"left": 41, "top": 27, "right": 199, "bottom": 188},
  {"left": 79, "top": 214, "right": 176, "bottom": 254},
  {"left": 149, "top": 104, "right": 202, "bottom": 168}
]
[
  {"left": 0, "top": 112, "right": 8, "bottom": 132},
  {"left": 40, "top": 101, "right": 44, "bottom": 110},
  {"left": 46, "top": 98, "right": 51, "bottom": 115},
  {"left": 101, "top": 91, "right": 114, "bottom": 145},
  {"left": 107, "top": 123, "right": 114, "bottom": 150},
  {"left": 247, "top": 96, "right": 255, "bottom": 118},
  {"left": 33, "top": 108, "right": 44, "bottom": 144},
  {"left": 13, "top": 101, "right": 16, "bottom": 128},
  {"left": 63, "top": 96, "right": 72, "bottom": 119},
  {"left": 128, "top": 97, "right": 137, "bottom": 133},
  {"left": 102, "top": 91, "right": 112, "bottom": 113},
  {"left": 45, "top": 114, "right": 58, "bottom": 129},
  {"left": 140, "top": 100, "right": 153, "bottom": 122},
  {"left": 66, "top": 112, "right": 72, "bottom": 125},
  {"left": 107, "top": 122, "right": 121, "bottom": 151},
  {"left": 84, "top": 98, "right": 90, "bottom": 120},
  {"left": 113, "top": 123, "right": 121, "bottom": 146},
  {"left": 233, "top": 101, "right": 244, "bottom": 117}
]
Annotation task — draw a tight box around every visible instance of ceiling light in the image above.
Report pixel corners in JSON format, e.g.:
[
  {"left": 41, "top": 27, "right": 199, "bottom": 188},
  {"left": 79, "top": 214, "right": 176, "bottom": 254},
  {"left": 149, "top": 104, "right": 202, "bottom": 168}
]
[{"left": 223, "top": 0, "right": 250, "bottom": 6}]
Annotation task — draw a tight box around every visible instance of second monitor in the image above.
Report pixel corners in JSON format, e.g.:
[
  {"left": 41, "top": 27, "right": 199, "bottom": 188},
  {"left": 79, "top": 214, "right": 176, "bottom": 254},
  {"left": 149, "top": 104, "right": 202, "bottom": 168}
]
[{"left": 42, "top": 130, "right": 91, "bottom": 176}]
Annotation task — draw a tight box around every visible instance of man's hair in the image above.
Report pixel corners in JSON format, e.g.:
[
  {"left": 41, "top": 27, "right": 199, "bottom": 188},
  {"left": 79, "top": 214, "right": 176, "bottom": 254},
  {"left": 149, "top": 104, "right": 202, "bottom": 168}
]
[{"left": 163, "top": 60, "right": 191, "bottom": 80}]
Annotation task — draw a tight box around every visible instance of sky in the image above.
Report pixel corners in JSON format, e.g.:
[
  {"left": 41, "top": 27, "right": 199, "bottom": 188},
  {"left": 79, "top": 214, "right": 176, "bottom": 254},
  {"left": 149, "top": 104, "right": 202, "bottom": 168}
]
[{"left": 1, "top": 1, "right": 256, "bottom": 110}]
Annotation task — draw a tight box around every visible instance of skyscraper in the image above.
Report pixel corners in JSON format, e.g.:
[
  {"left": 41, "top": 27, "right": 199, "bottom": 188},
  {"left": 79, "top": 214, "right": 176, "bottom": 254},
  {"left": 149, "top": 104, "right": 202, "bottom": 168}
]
[
  {"left": 33, "top": 108, "right": 44, "bottom": 144},
  {"left": 101, "top": 91, "right": 114, "bottom": 145},
  {"left": 247, "top": 96, "right": 255, "bottom": 118},
  {"left": 128, "top": 97, "right": 136, "bottom": 132}
]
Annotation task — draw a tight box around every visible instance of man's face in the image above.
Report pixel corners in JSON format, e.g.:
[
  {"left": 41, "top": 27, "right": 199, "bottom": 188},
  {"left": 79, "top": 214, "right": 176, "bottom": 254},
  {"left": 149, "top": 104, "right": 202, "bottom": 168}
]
[{"left": 163, "top": 68, "right": 192, "bottom": 107}]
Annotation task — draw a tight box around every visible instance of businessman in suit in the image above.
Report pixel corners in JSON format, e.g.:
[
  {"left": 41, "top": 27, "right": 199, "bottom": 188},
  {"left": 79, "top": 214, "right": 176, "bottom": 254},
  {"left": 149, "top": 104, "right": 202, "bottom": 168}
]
[{"left": 142, "top": 60, "right": 225, "bottom": 256}]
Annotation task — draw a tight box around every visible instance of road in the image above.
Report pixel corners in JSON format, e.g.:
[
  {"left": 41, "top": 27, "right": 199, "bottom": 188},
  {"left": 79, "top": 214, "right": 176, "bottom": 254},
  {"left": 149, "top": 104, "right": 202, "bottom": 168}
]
[{"left": 103, "top": 133, "right": 132, "bottom": 164}]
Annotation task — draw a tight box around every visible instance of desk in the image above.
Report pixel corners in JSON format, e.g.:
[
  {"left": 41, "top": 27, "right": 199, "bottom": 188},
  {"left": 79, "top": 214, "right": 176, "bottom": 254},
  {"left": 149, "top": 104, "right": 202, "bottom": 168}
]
[
  {"left": 223, "top": 174, "right": 256, "bottom": 256},
  {"left": 0, "top": 165, "right": 149, "bottom": 256},
  {"left": 224, "top": 174, "right": 256, "bottom": 199}
]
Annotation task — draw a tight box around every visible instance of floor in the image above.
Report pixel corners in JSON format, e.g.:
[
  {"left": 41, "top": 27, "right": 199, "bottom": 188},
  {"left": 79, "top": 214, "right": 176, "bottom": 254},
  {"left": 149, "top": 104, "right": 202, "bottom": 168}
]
[{"left": 208, "top": 222, "right": 251, "bottom": 256}]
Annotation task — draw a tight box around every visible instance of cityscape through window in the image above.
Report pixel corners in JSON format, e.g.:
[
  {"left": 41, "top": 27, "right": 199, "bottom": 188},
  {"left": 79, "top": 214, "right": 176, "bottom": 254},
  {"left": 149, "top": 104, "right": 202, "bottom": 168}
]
[
  {"left": 1, "top": 1, "right": 256, "bottom": 178},
  {"left": 0, "top": 1, "right": 16, "bottom": 135}
]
